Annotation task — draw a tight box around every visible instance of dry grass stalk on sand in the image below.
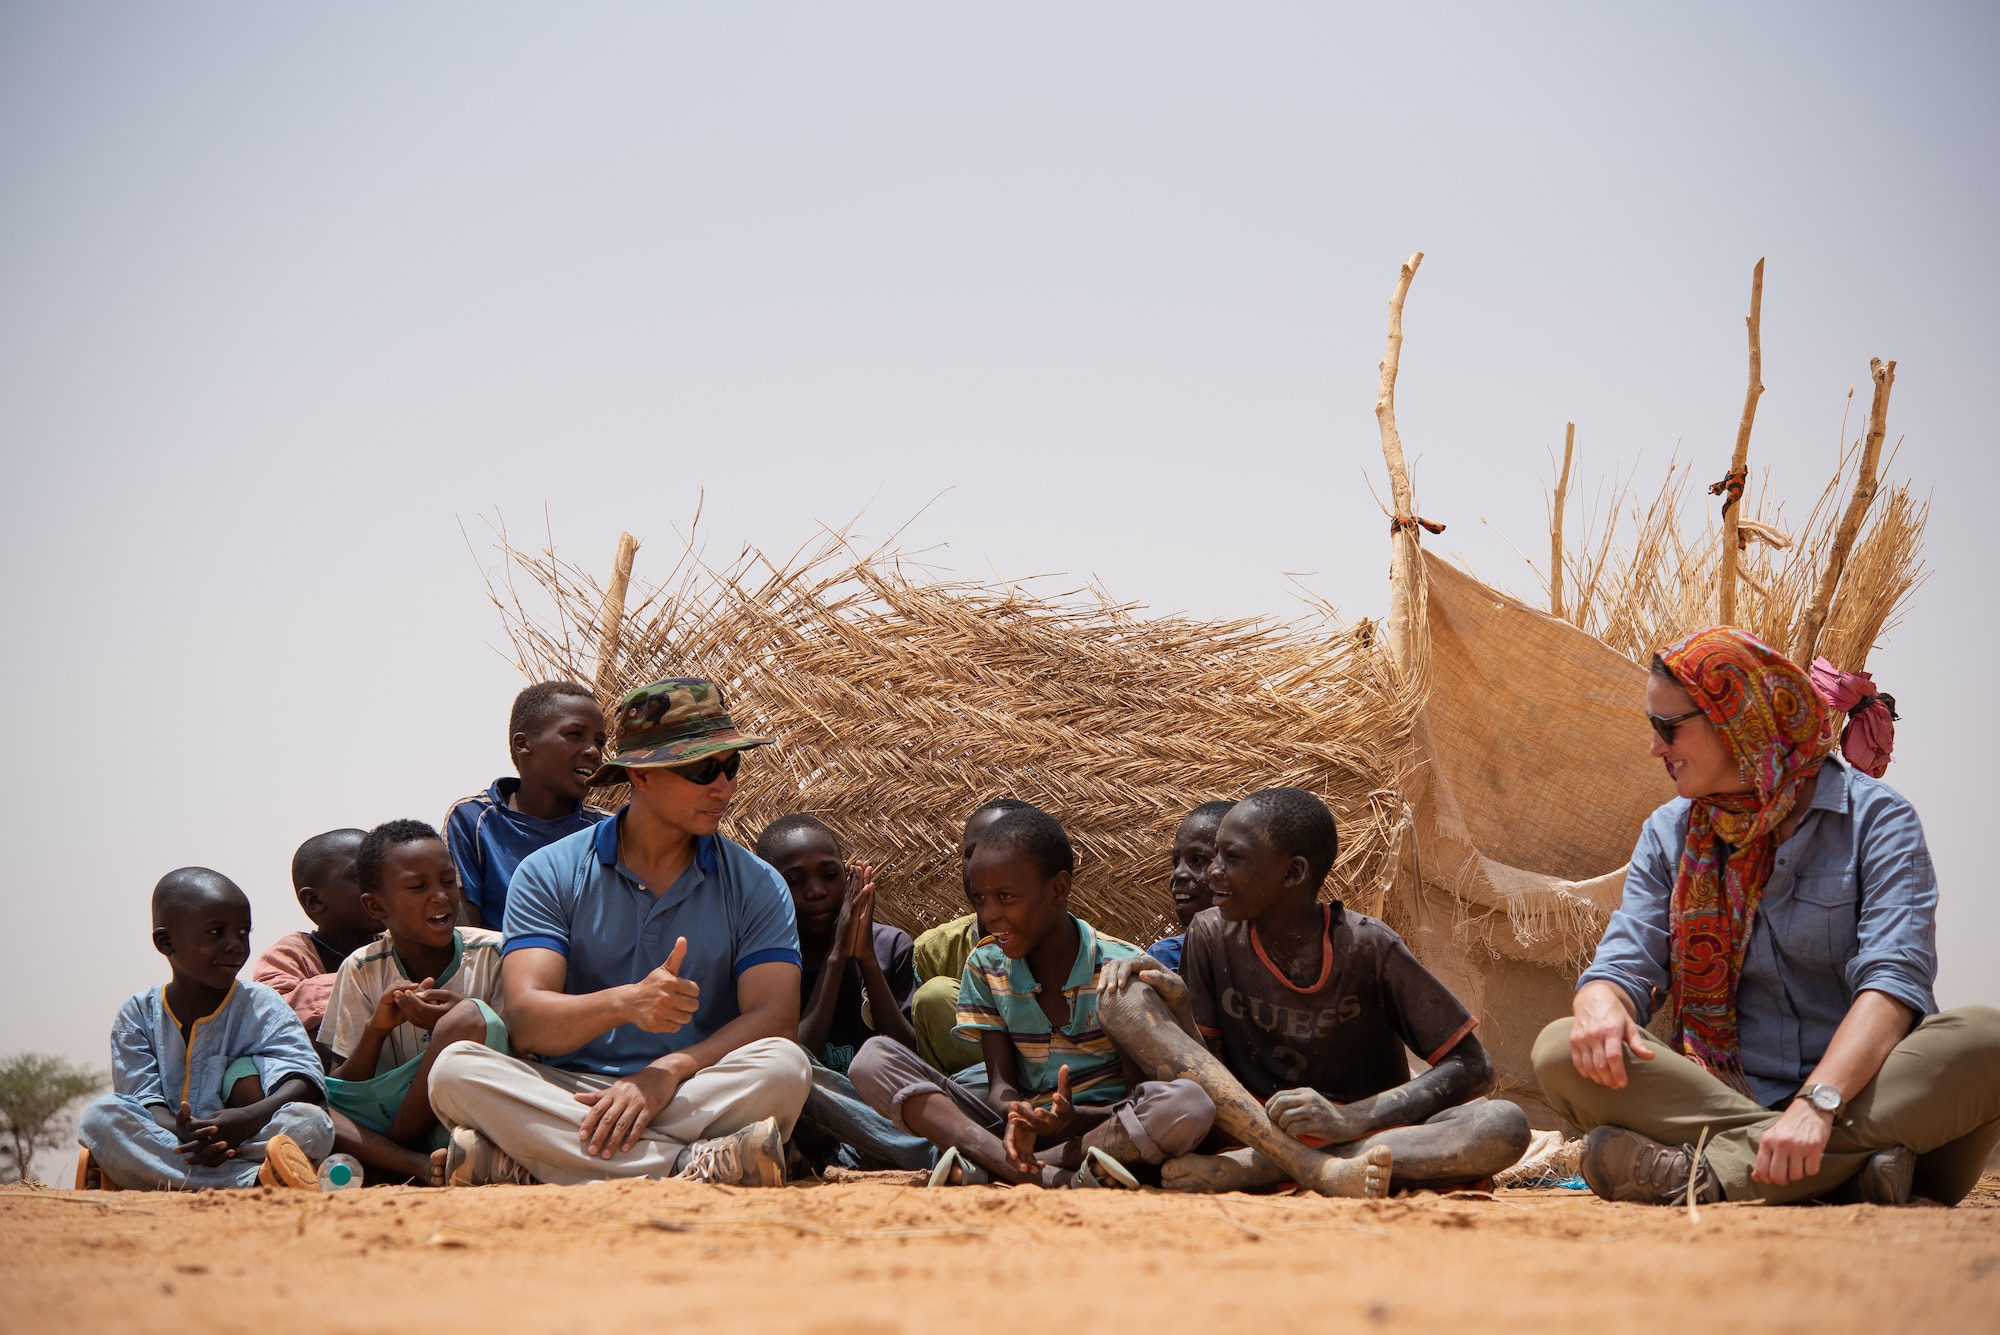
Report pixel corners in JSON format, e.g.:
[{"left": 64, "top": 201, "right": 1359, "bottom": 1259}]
[{"left": 475, "top": 519, "right": 1425, "bottom": 945}]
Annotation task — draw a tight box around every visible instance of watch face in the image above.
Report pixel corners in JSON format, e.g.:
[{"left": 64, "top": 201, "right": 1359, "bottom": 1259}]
[{"left": 1808, "top": 1086, "right": 1840, "bottom": 1112}]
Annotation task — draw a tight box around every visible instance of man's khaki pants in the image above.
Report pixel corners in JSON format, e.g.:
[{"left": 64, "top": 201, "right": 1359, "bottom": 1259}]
[
  {"left": 1533, "top": 1006, "right": 2000, "bottom": 1204},
  {"left": 429, "top": 1037, "right": 812, "bottom": 1186}
]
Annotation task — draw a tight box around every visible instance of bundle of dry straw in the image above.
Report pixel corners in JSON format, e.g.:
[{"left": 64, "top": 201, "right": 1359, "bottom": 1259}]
[
  {"left": 1541, "top": 407, "right": 1928, "bottom": 676},
  {"left": 478, "top": 521, "right": 1425, "bottom": 945}
]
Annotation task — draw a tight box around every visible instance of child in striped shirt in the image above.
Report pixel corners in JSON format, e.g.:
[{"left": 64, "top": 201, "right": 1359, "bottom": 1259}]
[
  {"left": 318, "top": 820, "right": 510, "bottom": 1186},
  {"left": 850, "top": 807, "right": 1215, "bottom": 1186}
]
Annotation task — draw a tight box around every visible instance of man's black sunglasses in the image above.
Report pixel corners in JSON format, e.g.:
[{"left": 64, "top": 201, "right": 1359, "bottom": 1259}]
[
  {"left": 1645, "top": 708, "right": 1705, "bottom": 745},
  {"left": 665, "top": 750, "right": 744, "bottom": 786}
]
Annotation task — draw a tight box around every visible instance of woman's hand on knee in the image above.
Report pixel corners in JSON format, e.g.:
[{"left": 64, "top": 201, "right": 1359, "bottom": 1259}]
[
  {"left": 1570, "top": 982, "right": 1654, "bottom": 1089},
  {"left": 1752, "top": 1100, "right": 1831, "bottom": 1186}
]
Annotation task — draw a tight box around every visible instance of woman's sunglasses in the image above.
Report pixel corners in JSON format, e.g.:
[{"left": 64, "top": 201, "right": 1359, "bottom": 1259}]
[
  {"left": 1645, "top": 708, "right": 1706, "bottom": 745},
  {"left": 664, "top": 750, "right": 744, "bottom": 786}
]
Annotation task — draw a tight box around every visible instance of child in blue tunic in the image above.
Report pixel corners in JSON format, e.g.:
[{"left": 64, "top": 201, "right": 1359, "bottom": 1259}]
[{"left": 78, "top": 868, "right": 332, "bottom": 1190}]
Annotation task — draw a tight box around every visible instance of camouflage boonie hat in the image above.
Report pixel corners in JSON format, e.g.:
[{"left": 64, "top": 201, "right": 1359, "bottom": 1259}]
[{"left": 586, "top": 677, "right": 772, "bottom": 786}]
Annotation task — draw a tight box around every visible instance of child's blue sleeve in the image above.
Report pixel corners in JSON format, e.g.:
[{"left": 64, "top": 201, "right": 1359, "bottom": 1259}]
[
  {"left": 444, "top": 800, "right": 489, "bottom": 922},
  {"left": 109, "top": 996, "right": 166, "bottom": 1107},
  {"left": 244, "top": 984, "right": 327, "bottom": 1101}
]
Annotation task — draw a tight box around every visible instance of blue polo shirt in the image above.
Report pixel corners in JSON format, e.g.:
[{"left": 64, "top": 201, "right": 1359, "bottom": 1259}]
[{"left": 501, "top": 809, "right": 802, "bottom": 1076}]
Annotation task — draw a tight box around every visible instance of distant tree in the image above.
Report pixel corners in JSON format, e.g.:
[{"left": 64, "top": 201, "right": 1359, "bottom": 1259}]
[{"left": 0, "top": 1053, "right": 107, "bottom": 1184}]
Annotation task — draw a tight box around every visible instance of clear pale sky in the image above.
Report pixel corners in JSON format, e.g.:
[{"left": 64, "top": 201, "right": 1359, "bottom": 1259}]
[{"left": 3, "top": 3, "right": 1994, "bottom": 1096}]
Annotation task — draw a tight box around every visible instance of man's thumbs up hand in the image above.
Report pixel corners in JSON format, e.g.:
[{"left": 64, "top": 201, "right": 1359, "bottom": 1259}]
[{"left": 626, "top": 937, "right": 701, "bottom": 1032}]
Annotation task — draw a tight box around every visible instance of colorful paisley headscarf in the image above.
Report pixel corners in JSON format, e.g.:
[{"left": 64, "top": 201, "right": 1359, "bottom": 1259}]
[{"left": 1657, "top": 627, "right": 1834, "bottom": 1093}]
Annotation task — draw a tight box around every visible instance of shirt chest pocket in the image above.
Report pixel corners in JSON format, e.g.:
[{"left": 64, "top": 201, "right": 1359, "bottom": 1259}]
[{"left": 1784, "top": 870, "right": 1859, "bottom": 968}]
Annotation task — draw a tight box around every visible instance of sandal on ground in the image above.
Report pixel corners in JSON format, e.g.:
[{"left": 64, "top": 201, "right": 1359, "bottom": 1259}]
[
  {"left": 75, "top": 1147, "right": 123, "bottom": 1192},
  {"left": 257, "top": 1133, "right": 322, "bottom": 1190},
  {"left": 926, "top": 1147, "right": 991, "bottom": 1187},
  {"left": 1069, "top": 1146, "right": 1140, "bottom": 1190}
]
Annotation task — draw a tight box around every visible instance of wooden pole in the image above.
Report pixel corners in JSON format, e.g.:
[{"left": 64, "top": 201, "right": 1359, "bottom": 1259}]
[
  {"left": 1792, "top": 358, "right": 1896, "bottom": 665},
  {"left": 1717, "top": 258, "right": 1765, "bottom": 626},
  {"left": 1377, "top": 252, "right": 1424, "bottom": 523},
  {"left": 593, "top": 531, "right": 639, "bottom": 699},
  {"left": 1378, "top": 252, "right": 1425, "bottom": 670},
  {"left": 1550, "top": 421, "right": 1575, "bottom": 618}
]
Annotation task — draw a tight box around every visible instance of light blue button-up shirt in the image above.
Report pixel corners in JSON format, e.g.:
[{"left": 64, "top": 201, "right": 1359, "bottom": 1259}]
[
  {"left": 1579, "top": 758, "right": 1938, "bottom": 1106},
  {"left": 110, "top": 980, "right": 326, "bottom": 1116},
  {"left": 502, "top": 809, "right": 802, "bottom": 1076}
]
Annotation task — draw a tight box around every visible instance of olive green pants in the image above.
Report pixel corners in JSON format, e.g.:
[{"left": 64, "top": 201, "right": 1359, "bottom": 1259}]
[
  {"left": 1532, "top": 1006, "right": 2000, "bottom": 1204},
  {"left": 911, "top": 976, "right": 982, "bottom": 1075}
]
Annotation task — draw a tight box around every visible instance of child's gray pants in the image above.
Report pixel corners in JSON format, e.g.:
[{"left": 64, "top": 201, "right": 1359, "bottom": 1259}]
[
  {"left": 847, "top": 1035, "right": 1214, "bottom": 1164},
  {"left": 78, "top": 1095, "right": 333, "bottom": 1190}
]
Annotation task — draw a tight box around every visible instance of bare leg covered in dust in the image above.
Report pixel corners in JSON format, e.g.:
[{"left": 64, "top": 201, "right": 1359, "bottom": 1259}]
[
  {"left": 1095, "top": 975, "right": 1391, "bottom": 1197},
  {"left": 1162, "top": 1098, "right": 1531, "bottom": 1194}
]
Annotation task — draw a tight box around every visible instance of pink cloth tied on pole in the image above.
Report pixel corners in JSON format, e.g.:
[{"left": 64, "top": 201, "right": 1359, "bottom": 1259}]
[{"left": 1810, "top": 656, "right": 1897, "bottom": 778}]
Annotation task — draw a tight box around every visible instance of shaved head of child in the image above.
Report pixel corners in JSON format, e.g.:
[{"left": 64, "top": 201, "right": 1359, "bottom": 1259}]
[
  {"left": 961, "top": 797, "right": 1035, "bottom": 863},
  {"left": 290, "top": 828, "right": 373, "bottom": 953},
  {"left": 151, "top": 868, "right": 254, "bottom": 993}
]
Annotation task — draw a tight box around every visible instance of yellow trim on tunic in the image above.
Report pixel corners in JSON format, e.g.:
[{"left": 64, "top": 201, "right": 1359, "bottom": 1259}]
[{"left": 159, "top": 982, "right": 238, "bottom": 1108}]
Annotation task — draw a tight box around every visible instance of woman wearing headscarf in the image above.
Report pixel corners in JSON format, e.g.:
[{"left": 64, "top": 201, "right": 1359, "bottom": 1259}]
[{"left": 1534, "top": 627, "right": 2000, "bottom": 1206}]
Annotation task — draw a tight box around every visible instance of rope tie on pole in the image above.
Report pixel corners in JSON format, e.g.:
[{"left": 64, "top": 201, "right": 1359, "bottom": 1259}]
[{"left": 1708, "top": 466, "right": 1747, "bottom": 514}]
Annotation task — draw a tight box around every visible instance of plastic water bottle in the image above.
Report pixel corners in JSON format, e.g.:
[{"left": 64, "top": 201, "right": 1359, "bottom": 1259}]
[{"left": 317, "top": 1153, "right": 363, "bottom": 1191}]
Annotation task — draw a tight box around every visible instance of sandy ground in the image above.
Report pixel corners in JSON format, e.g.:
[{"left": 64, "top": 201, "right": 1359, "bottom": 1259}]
[{"left": 6, "top": 1171, "right": 1998, "bottom": 1334}]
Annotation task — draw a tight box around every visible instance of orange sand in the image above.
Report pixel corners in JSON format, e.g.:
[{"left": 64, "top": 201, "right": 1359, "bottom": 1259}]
[{"left": 5, "top": 1172, "right": 1997, "bottom": 1334}]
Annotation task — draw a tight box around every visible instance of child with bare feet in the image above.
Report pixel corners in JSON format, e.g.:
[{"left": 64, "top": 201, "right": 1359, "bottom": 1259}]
[
  {"left": 1145, "top": 801, "right": 1232, "bottom": 973},
  {"left": 849, "top": 807, "right": 1215, "bottom": 1187},
  {"left": 252, "top": 828, "right": 374, "bottom": 1050},
  {"left": 315, "top": 820, "right": 510, "bottom": 1185},
  {"left": 1099, "top": 787, "right": 1529, "bottom": 1196},
  {"left": 77, "top": 868, "right": 334, "bottom": 1191}
]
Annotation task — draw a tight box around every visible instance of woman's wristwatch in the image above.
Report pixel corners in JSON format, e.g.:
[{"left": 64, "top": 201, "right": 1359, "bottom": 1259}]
[{"left": 1795, "top": 1083, "right": 1844, "bottom": 1118}]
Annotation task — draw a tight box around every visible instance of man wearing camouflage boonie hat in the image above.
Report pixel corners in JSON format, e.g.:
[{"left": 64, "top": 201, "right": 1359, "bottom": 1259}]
[
  {"left": 430, "top": 676, "right": 809, "bottom": 1189},
  {"left": 585, "top": 677, "right": 773, "bottom": 786}
]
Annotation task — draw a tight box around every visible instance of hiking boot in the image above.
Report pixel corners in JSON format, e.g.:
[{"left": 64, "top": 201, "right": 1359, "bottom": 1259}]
[
  {"left": 257, "top": 1133, "right": 322, "bottom": 1191},
  {"left": 1824, "top": 1145, "right": 1916, "bottom": 1205},
  {"left": 444, "top": 1126, "right": 537, "bottom": 1188},
  {"left": 674, "top": 1116, "right": 786, "bottom": 1187},
  {"left": 1580, "top": 1126, "right": 1723, "bottom": 1206}
]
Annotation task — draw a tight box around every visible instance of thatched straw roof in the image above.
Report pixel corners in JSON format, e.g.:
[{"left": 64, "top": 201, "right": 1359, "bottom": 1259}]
[{"left": 480, "top": 524, "right": 1425, "bottom": 945}]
